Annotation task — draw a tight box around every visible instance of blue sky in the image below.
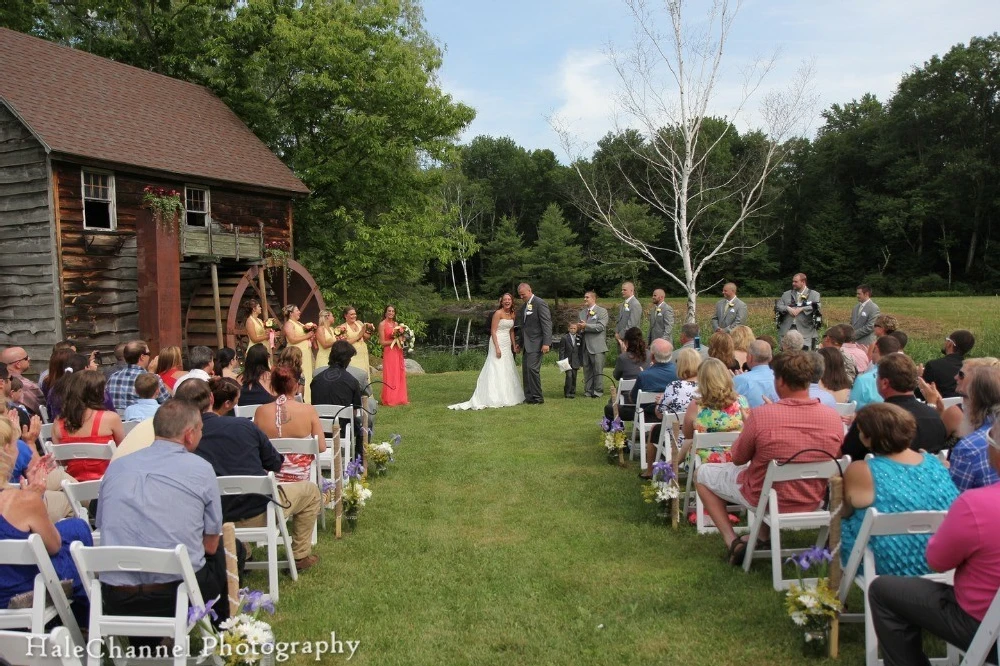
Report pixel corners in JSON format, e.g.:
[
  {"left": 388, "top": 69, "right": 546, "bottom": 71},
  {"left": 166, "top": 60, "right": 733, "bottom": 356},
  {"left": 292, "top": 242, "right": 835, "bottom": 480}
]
[{"left": 422, "top": 0, "right": 1000, "bottom": 157}]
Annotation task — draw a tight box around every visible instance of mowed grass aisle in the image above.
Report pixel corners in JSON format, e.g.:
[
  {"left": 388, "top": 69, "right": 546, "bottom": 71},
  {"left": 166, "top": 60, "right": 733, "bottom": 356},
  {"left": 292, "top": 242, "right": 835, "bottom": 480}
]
[{"left": 264, "top": 367, "right": 863, "bottom": 665}]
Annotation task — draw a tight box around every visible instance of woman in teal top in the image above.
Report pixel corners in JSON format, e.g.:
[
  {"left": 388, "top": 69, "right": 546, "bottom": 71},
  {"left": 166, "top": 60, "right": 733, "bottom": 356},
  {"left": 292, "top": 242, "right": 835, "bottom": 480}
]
[{"left": 841, "top": 403, "right": 959, "bottom": 575}]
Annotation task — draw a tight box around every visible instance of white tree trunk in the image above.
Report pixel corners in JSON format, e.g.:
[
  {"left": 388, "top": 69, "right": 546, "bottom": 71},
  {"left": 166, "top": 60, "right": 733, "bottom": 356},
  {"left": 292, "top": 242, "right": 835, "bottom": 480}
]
[{"left": 449, "top": 262, "right": 460, "bottom": 301}]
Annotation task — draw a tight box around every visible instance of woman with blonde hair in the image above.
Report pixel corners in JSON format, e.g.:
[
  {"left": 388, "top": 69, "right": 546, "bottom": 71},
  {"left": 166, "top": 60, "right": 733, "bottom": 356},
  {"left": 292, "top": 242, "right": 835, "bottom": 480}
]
[
  {"left": 315, "top": 310, "right": 336, "bottom": 373},
  {"left": 707, "top": 331, "right": 740, "bottom": 373},
  {"left": 156, "top": 345, "right": 185, "bottom": 392},
  {"left": 641, "top": 347, "right": 702, "bottom": 478},
  {"left": 730, "top": 326, "right": 754, "bottom": 369},
  {"left": 341, "top": 306, "right": 372, "bottom": 379},
  {"left": 282, "top": 304, "right": 315, "bottom": 403},
  {"left": 678, "top": 357, "right": 749, "bottom": 463}
]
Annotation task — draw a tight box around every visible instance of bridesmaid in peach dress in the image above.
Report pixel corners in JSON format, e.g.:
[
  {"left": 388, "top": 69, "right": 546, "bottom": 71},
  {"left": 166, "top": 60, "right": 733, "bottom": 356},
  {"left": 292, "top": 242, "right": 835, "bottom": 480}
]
[{"left": 379, "top": 305, "right": 409, "bottom": 406}]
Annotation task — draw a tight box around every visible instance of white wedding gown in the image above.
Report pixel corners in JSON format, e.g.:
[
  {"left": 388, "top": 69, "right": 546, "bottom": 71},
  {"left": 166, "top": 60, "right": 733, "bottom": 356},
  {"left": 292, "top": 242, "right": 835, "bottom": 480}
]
[{"left": 448, "top": 318, "right": 525, "bottom": 410}]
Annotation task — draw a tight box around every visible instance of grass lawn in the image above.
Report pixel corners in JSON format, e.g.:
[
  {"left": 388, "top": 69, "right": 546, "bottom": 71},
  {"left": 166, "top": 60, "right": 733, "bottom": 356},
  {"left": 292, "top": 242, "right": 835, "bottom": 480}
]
[{"left": 254, "top": 367, "right": 883, "bottom": 666}]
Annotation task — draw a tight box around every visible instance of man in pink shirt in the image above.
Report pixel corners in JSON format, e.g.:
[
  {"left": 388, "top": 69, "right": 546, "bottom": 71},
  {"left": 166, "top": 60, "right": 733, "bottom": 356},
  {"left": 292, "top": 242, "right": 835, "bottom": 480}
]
[
  {"left": 838, "top": 323, "right": 871, "bottom": 376},
  {"left": 869, "top": 417, "right": 1000, "bottom": 665},
  {"left": 697, "top": 350, "right": 845, "bottom": 565}
]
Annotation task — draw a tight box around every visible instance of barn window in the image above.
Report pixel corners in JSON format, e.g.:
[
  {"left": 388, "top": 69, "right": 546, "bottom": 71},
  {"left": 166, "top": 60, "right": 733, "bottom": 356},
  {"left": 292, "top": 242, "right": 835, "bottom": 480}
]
[
  {"left": 81, "top": 170, "right": 116, "bottom": 230},
  {"left": 185, "top": 186, "right": 210, "bottom": 227}
]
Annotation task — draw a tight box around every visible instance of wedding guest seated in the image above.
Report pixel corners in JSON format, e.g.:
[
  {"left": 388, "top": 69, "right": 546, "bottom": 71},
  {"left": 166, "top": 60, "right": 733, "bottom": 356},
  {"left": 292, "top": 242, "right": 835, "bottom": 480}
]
[
  {"left": 253, "top": 366, "right": 326, "bottom": 483},
  {"left": 807, "top": 352, "right": 838, "bottom": 408},
  {"left": 0, "top": 416, "right": 92, "bottom": 625},
  {"left": 312, "top": 341, "right": 363, "bottom": 446},
  {"left": 647, "top": 348, "right": 702, "bottom": 473},
  {"left": 817, "top": 347, "right": 852, "bottom": 404},
  {"left": 850, "top": 336, "right": 902, "bottom": 409},
  {"left": 733, "top": 340, "right": 778, "bottom": 407},
  {"left": 731, "top": 325, "right": 754, "bottom": 370},
  {"left": 697, "top": 350, "right": 844, "bottom": 565},
  {"left": 174, "top": 345, "right": 215, "bottom": 391},
  {"left": 630, "top": 339, "right": 677, "bottom": 409},
  {"left": 922, "top": 329, "right": 975, "bottom": 399},
  {"left": 106, "top": 341, "right": 170, "bottom": 411},
  {"left": 103, "top": 342, "right": 127, "bottom": 379},
  {"left": 841, "top": 403, "right": 957, "bottom": 575},
  {"left": 177, "top": 379, "right": 322, "bottom": 571},
  {"left": 948, "top": 366, "right": 1000, "bottom": 492},
  {"left": 838, "top": 324, "right": 870, "bottom": 375},
  {"left": 46, "top": 353, "right": 105, "bottom": 422},
  {"left": 707, "top": 331, "right": 740, "bottom": 373},
  {"left": 238, "top": 345, "right": 276, "bottom": 406},
  {"left": 214, "top": 347, "right": 240, "bottom": 381},
  {"left": 888, "top": 330, "right": 908, "bottom": 350},
  {"left": 780, "top": 330, "right": 805, "bottom": 354},
  {"left": 97, "top": 399, "right": 232, "bottom": 629},
  {"left": 872, "top": 314, "right": 898, "bottom": 339},
  {"left": 51, "top": 370, "right": 123, "bottom": 481},
  {"left": 277, "top": 346, "right": 305, "bottom": 398},
  {"left": 207, "top": 376, "right": 240, "bottom": 418},
  {"left": 842, "top": 353, "right": 947, "bottom": 461},
  {"left": 820, "top": 325, "right": 858, "bottom": 381},
  {"left": 603, "top": 327, "right": 648, "bottom": 421},
  {"left": 918, "top": 357, "right": 1000, "bottom": 449},
  {"left": 1, "top": 347, "right": 43, "bottom": 415},
  {"left": 123, "top": 373, "right": 161, "bottom": 422},
  {"left": 672, "top": 358, "right": 749, "bottom": 473},
  {"left": 155, "top": 345, "right": 186, "bottom": 392},
  {"left": 672, "top": 323, "right": 707, "bottom": 363},
  {"left": 869, "top": 418, "right": 1000, "bottom": 664},
  {"left": 40, "top": 345, "right": 75, "bottom": 402}
]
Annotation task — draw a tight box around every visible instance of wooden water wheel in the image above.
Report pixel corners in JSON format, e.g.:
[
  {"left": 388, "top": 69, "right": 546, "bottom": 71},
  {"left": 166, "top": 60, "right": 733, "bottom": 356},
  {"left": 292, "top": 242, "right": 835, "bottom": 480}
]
[{"left": 184, "top": 259, "right": 326, "bottom": 356}]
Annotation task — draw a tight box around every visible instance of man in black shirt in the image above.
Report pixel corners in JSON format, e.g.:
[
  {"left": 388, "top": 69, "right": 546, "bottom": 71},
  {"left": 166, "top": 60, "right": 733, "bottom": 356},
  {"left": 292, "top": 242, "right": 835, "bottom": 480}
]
[
  {"left": 842, "top": 353, "right": 947, "bottom": 460},
  {"left": 175, "top": 379, "right": 322, "bottom": 571},
  {"left": 312, "top": 340, "right": 363, "bottom": 447},
  {"left": 922, "top": 330, "right": 975, "bottom": 399}
]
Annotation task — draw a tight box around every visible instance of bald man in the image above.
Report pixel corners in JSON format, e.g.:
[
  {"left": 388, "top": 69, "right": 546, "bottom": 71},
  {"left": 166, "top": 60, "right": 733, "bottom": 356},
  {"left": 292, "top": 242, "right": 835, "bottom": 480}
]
[
  {"left": 1, "top": 347, "right": 42, "bottom": 414},
  {"left": 710, "top": 283, "right": 748, "bottom": 334},
  {"left": 647, "top": 289, "right": 674, "bottom": 345}
]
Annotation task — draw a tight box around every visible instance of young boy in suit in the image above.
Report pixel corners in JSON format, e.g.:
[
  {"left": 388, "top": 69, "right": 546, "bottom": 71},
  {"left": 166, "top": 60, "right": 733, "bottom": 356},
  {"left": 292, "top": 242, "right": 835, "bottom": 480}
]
[{"left": 560, "top": 322, "right": 584, "bottom": 398}]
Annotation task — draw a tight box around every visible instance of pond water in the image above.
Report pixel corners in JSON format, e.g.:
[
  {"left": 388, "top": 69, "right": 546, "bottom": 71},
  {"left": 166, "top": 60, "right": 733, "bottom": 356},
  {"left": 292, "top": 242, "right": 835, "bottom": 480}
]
[{"left": 423, "top": 316, "right": 492, "bottom": 352}]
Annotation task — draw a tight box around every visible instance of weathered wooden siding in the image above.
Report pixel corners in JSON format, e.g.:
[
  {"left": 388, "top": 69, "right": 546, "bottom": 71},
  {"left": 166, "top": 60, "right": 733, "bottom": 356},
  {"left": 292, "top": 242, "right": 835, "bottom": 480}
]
[
  {"left": 53, "top": 160, "right": 293, "bottom": 354},
  {"left": 0, "top": 103, "right": 58, "bottom": 372}
]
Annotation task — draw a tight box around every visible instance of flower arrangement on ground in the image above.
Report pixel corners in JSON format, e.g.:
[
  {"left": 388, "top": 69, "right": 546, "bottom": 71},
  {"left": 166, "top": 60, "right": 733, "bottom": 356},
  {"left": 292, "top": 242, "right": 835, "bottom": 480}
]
[
  {"left": 599, "top": 416, "right": 626, "bottom": 453},
  {"left": 785, "top": 546, "right": 840, "bottom": 656},
  {"left": 391, "top": 323, "right": 415, "bottom": 354},
  {"left": 365, "top": 434, "right": 400, "bottom": 476},
  {"left": 187, "top": 588, "right": 275, "bottom": 665},
  {"left": 342, "top": 456, "right": 372, "bottom": 520},
  {"left": 142, "top": 186, "right": 183, "bottom": 233},
  {"left": 641, "top": 461, "right": 679, "bottom": 515}
]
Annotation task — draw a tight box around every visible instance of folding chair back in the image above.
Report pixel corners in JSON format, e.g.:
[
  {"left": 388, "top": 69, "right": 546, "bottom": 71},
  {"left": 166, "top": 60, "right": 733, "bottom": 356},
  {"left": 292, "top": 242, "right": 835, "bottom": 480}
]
[
  {"left": 0, "top": 627, "right": 83, "bottom": 666},
  {"left": 38, "top": 404, "right": 50, "bottom": 424},
  {"left": 837, "top": 508, "right": 953, "bottom": 666},
  {"left": 121, "top": 420, "right": 142, "bottom": 436},
  {"left": 960, "top": 584, "right": 1000, "bottom": 666},
  {"left": 60, "top": 479, "right": 102, "bottom": 543},
  {"left": 49, "top": 442, "right": 115, "bottom": 466},
  {"left": 70, "top": 542, "right": 202, "bottom": 666},
  {"left": 616, "top": 379, "right": 636, "bottom": 406},
  {"left": 270, "top": 436, "right": 324, "bottom": 533},
  {"left": 630, "top": 390, "right": 661, "bottom": 470},
  {"left": 742, "top": 456, "right": 851, "bottom": 590},
  {"left": 834, "top": 401, "right": 857, "bottom": 417},
  {"left": 315, "top": 404, "right": 355, "bottom": 471},
  {"left": 685, "top": 430, "right": 741, "bottom": 531},
  {"left": 234, "top": 404, "right": 260, "bottom": 419},
  {"left": 941, "top": 396, "right": 963, "bottom": 410},
  {"left": 39, "top": 422, "right": 54, "bottom": 443},
  {"left": 0, "top": 535, "right": 84, "bottom": 646},
  {"left": 216, "top": 473, "right": 298, "bottom": 600}
]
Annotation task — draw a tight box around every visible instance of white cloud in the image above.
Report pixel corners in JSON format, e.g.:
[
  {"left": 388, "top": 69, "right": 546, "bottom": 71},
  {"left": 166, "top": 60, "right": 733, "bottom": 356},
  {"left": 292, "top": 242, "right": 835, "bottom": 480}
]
[{"left": 549, "top": 49, "right": 621, "bottom": 156}]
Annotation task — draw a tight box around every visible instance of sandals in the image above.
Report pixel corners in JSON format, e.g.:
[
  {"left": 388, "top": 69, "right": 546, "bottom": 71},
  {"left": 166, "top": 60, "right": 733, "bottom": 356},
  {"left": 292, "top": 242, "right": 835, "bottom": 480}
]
[{"left": 726, "top": 536, "right": 749, "bottom": 567}]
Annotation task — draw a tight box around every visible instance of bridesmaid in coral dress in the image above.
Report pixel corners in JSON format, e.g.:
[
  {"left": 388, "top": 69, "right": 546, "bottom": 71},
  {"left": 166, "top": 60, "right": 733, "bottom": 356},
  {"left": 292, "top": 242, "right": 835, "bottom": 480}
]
[
  {"left": 379, "top": 305, "right": 409, "bottom": 406},
  {"left": 282, "top": 305, "right": 315, "bottom": 403},
  {"left": 342, "top": 306, "right": 371, "bottom": 379}
]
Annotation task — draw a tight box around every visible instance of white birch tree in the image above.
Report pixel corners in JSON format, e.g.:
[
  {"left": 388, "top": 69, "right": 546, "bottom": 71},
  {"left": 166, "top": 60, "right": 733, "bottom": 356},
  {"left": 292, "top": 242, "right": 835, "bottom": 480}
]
[{"left": 556, "top": 0, "right": 815, "bottom": 322}]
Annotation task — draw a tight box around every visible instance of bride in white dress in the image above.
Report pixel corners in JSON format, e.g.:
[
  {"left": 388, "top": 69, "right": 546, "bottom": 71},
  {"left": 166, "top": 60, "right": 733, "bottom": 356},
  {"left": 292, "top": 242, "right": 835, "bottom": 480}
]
[{"left": 448, "top": 293, "right": 525, "bottom": 410}]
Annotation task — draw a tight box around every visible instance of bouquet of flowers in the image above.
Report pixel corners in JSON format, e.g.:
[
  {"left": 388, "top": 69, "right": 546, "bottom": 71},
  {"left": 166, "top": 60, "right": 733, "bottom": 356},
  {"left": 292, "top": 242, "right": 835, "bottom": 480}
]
[
  {"left": 263, "top": 318, "right": 282, "bottom": 350},
  {"left": 187, "top": 588, "right": 275, "bottom": 666},
  {"left": 599, "top": 416, "right": 626, "bottom": 453},
  {"left": 342, "top": 456, "right": 372, "bottom": 519},
  {"left": 332, "top": 325, "right": 348, "bottom": 341},
  {"left": 364, "top": 322, "right": 376, "bottom": 336},
  {"left": 391, "top": 323, "right": 415, "bottom": 354},
  {"left": 641, "top": 461, "right": 680, "bottom": 510},
  {"left": 785, "top": 546, "right": 840, "bottom": 656},
  {"left": 365, "top": 434, "right": 400, "bottom": 476}
]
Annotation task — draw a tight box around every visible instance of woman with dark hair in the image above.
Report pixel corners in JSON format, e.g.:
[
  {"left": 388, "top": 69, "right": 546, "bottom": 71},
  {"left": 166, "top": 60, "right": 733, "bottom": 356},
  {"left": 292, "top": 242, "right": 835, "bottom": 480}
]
[
  {"left": 613, "top": 327, "right": 647, "bottom": 381},
  {"left": 283, "top": 304, "right": 315, "bottom": 403},
  {"left": 214, "top": 347, "right": 239, "bottom": 381},
  {"left": 818, "top": 346, "right": 853, "bottom": 403},
  {"left": 245, "top": 299, "right": 268, "bottom": 350},
  {"left": 41, "top": 348, "right": 75, "bottom": 399},
  {"left": 341, "top": 306, "right": 372, "bottom": 380},
  {"left": 46, "top": 353, "right": 102, "bottom": 421},
  {"left": 841, "top": 402, "right": 957, "bottom": 573},
  {"left": 707, "top": 331, "right": 740, "bottom": 373},
  {"left": 237, "top": 344, "right": 275, "bottom": 406},
  {"left": 254, "top": 366, "right": 326, "bottom": 482},
  {"left": 448, "top": 293, "right": 524, "bottom": 410},
  {"left": 50, "top": 370, "right": 123, "bottom": 480},
  {"left": 156, "top": 345, "right": 185, "bottom": 392},
  {"left": 379, "top": 304, "right": 408, "bottom": 406},
  {"left": 208, "top": 376, "right": 241, "bottom": 417}
]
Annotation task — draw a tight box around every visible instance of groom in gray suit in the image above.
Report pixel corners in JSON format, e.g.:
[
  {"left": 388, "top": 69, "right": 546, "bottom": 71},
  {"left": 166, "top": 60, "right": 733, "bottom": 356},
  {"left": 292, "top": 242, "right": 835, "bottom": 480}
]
[
  {"left": 579, "top": 291, "right": 609, "bottom": 398},
  {"left": 850, "top": 284, "right": 880, "bottom": 346},
  {"left": 711, "top": 282, "right": 748, "bottom": 334},
  {"left": 515, "top": 282, "right": 552, "bottom": 404},
  {"left": 616, "top": 281, "right": 642, "bottom": 343}
]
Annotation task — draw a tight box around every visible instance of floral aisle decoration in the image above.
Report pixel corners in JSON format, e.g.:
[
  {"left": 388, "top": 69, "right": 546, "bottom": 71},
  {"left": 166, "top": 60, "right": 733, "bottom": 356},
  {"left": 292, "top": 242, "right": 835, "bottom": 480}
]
[
  {"left": 365, "top": 434, "right": 400, "bottom": 476},
  {"left": 641, "top": 461, "right": 679, "bottom": 518},
  {"left": 391, "top": 323, "right": 415, "bottom": 354},
  {"left": 785, "top": 546, "right": 840, "bottom": 657},
  {"left": 599, "top": 416, "right": 626, "bottom": 465},
  {"left": 342, "top": 456, "right": 372, "bottom": 526},
  {"left": 141, "top": 186, "right": 183, "bottom": 233},
  {"left": 187, "top": 588, "right": 276, "bottom": 665}
]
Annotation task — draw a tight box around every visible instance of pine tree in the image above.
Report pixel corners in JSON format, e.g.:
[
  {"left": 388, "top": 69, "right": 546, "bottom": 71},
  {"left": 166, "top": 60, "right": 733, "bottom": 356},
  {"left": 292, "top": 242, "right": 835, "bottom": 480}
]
[{"left": 524, "top": 204, "right": 588, "bottom": 305}]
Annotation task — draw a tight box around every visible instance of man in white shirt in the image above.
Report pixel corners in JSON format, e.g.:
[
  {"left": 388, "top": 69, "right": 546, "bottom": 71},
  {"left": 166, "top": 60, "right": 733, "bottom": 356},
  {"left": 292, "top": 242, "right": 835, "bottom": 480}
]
[{"left": 174, "top": 346, "right": 215, "bottom": 391}]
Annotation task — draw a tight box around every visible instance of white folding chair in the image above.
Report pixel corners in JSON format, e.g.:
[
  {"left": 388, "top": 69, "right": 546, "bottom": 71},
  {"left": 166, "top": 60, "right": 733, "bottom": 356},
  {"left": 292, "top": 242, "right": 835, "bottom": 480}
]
[
  {"left": 60, "top": 479, "right": 101, "bottom": 545},
  {"left": 615, "top": 379, "right": 636, "bottom": 433},
  {"left": 957, "top": 584, "right": 1000, "bottom": 666},
  {"left": 629, "top": 390, "right": 660, "bottom": 470},
  {"left": 217, "top": 473, "right": 298, "bottom": 601},
  {"left": 70, "top": 542, "right": 203, "bottom": 666},
  {"left": 941, "top": 396, "right": 963, "bottom": 410},
  {"left": 39, "top": 422, "right": 54, "bottom": 443},
  {"left": 834, "top": 401, "right": 857, "bottom": 417},
  {"left": 234, "top": 404, "right": 260, "bottom": 419},
  {"left": 0, "top": 534, "right": 84, "bottom": 647},
  {"left": 38, "top": 404, "right": 50, "bottom": 424},
  {"left": 49, "top": 442, "right": 116, "bottom": 472},
  {"left": 270, "top": 436, "right": 324, "bottom": 534},
  {"left": 684, "top": 431, "right": 741, "bottom": 533},
  {"left": 120, "top": 420, "right": 141, "bottom": 436},
  {"left": 656, "top": 410, "right": 684, "bottom": 465},
  {"left": 0, "top": 626, "right": 84, "bottom": 666},
  {"left": 315, "top": 404, "right": 355, "bottom": 472},
  {"left": 838, "top": 508, "right": 955, "bottom": 666},
  {"left": 742, "top": 456, "right": 852, "bottom": 590}
]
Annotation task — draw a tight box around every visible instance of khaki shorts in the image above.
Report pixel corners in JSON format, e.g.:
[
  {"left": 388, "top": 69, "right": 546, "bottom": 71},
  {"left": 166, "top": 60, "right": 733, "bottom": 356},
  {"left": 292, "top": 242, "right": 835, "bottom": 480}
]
[{"left": 697, "top": 462, "right": 752, "bottom": 508}]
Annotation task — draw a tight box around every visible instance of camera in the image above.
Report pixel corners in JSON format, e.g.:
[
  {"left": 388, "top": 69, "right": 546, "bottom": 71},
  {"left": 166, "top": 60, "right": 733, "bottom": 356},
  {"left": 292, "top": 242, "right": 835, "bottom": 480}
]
[{"left": 775, "top": 299, "right": 823, "bottom": 330}]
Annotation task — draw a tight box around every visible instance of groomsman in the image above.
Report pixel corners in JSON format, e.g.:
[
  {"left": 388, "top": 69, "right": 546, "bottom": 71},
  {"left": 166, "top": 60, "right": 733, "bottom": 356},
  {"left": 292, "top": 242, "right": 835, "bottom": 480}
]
[
  {"left": 776, "top": 272, "right": 821, "bottom": 350},
  {"left": 515, "top": 283, "right": 552, "bottom": 404},
  {"left": 710, "top": 283, "right": 748, "bottom": 334},
  {"left": 647, "top": 289, "right": 674, "bottom": 345},
  {"left": 616, "top": 281, "right": 642, "bottom": 343},
  {"left": 579, "top": 291, "right": 609, "bottom": 398},
  {"left": 850, "top": 284, "right": 880, "bottom": 346}
]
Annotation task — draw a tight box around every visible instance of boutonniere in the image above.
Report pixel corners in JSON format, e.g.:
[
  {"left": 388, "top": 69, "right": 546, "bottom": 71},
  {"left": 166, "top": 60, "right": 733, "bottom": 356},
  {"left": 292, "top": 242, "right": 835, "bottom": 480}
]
[
  {"left": 623, "top": 304, "right": 630, "bottom": 312},
  {"left": 588, "top": 308, "right": 595, "bottom": 317},
  {"left": 527, "top": 304, "right": 533, "bottom": 312}
]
